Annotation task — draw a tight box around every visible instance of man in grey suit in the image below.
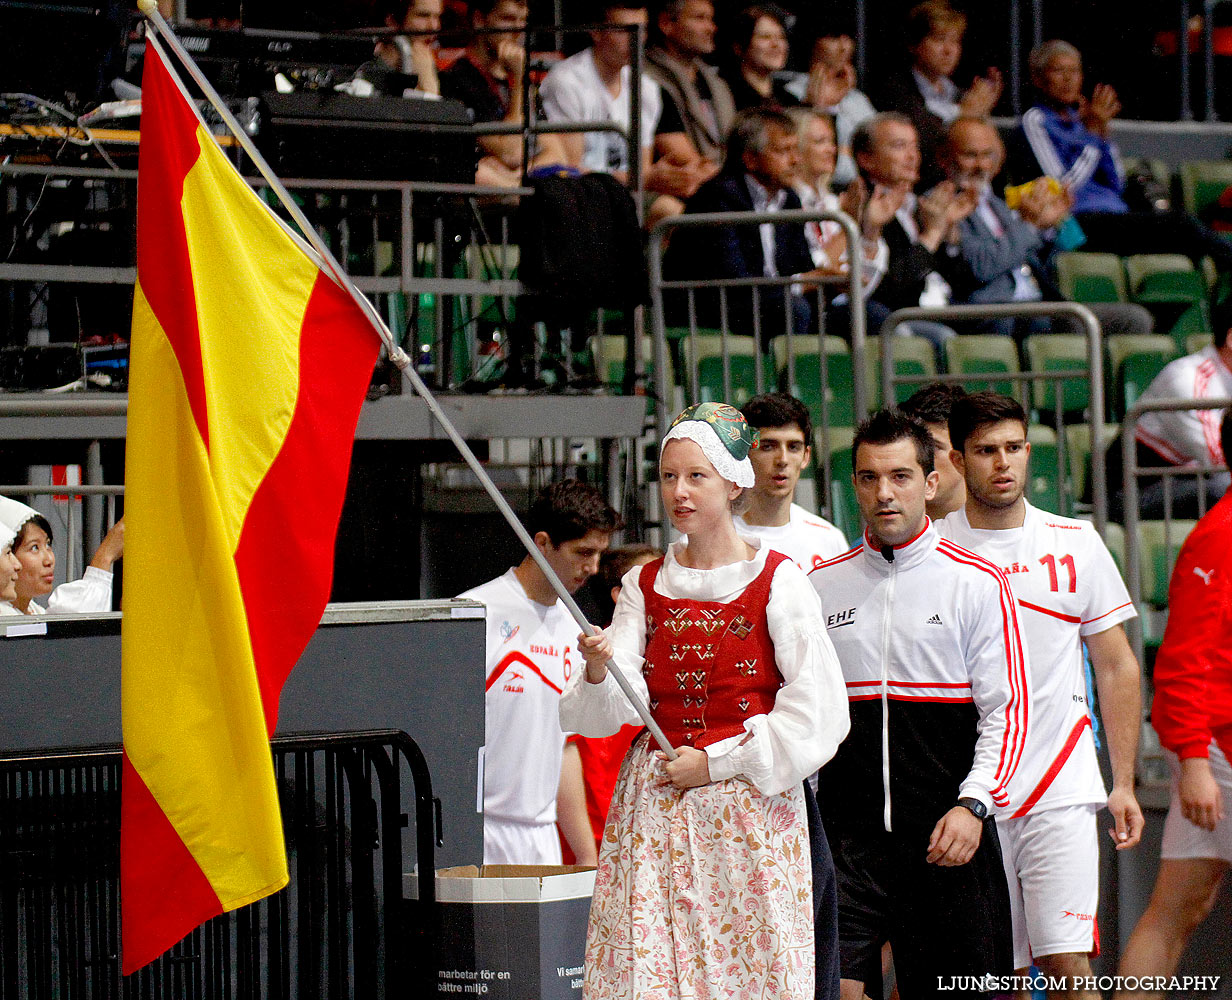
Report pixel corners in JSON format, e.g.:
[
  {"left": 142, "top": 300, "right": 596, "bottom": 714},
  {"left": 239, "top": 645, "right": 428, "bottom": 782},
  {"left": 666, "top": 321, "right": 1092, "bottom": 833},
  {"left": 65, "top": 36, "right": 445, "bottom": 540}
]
[{"left": 941, "top": 116, "right": 1151, "bottom": 338}]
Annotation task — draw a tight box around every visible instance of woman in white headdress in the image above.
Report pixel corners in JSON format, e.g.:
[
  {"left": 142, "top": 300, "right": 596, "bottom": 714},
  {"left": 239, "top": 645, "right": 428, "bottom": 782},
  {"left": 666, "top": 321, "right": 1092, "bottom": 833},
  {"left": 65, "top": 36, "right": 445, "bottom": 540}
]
[
  {"left": 559, "top": 402, "right": 850, "bottom": 1000},
  {"left": 0, "top": 496, "right": 123, "bottom": 616}
]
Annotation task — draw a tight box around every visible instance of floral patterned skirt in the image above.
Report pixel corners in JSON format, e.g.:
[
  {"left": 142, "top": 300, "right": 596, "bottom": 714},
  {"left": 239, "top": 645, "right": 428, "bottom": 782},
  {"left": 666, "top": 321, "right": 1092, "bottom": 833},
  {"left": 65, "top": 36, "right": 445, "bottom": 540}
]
[{"left": 584, "top": 733, "right": 814, "bottom": 1000}]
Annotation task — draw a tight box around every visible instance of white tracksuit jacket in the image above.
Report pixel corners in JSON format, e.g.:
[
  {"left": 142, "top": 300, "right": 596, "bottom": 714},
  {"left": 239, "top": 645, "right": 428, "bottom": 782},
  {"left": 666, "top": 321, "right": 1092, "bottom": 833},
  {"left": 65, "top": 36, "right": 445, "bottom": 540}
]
[{"left": 808, "top": 520, "right": 1032, "bottom": 834}]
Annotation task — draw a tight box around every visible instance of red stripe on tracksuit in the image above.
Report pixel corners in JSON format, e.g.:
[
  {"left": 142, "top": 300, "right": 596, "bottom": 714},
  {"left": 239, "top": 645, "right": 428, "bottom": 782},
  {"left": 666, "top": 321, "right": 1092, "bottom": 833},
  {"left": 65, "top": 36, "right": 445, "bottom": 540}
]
[{"left": 937, "top": 540, "right": 1030, "bottom": 806}]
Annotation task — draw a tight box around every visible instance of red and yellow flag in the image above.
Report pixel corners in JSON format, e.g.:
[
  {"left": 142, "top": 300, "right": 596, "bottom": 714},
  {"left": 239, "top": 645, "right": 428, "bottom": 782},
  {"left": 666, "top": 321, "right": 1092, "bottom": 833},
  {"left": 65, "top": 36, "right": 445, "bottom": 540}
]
[{"left": 121, "top": 37, "right": 380, "bottom": 973}]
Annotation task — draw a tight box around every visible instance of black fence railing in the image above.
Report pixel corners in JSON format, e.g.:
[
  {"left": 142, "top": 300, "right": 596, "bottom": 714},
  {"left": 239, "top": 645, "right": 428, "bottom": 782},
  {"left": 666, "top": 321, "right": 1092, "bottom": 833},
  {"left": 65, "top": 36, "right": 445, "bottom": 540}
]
[{"left": 0, "top": 729, "right": 438, "bottom": 1000}]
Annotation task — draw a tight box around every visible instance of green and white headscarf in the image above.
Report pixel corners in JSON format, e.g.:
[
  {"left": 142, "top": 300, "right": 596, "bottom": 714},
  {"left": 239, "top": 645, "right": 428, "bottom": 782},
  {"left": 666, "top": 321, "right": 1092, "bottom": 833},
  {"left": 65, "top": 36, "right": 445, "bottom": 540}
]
[{"left": 661, "top": 402, "right": 759, "bottom": 488}]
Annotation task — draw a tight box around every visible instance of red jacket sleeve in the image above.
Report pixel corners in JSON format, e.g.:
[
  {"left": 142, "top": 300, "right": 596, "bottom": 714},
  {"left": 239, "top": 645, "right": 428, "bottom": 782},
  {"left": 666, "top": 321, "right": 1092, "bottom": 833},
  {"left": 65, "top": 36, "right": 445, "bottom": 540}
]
[{"left": 1151, "top": 536, "right": 1225, "bottom": 759}]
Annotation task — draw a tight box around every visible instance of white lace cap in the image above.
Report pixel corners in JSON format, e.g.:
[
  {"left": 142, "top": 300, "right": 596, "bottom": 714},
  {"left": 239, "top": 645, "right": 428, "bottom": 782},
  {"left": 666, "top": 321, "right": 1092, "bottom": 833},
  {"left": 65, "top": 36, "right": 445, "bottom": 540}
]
[
  {"left": 0, "top": 495, "right": 38, "bottom": 536},
  {"left": 660, "top": 423, "right": 756, "bottom": 488}
]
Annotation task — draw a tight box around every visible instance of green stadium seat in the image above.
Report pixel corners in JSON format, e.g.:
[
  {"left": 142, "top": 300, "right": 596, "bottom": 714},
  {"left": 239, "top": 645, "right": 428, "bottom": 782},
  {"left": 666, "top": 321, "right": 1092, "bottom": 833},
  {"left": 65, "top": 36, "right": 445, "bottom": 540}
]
[
  {"left": 945, "top": 335, "right": 1022, "bottom": 399},
  {"left": 771, "top": 335, "right": 857, "bottom": 429},
  {"left": 1186, "top": 332, "right": 1214, "bottom": 354},
  {"left": 1065, "top": 422, "right": 1118, "bottom": 506},
  {"left": 1055, "top": 252, "right": 1127, "bottom": 303},
  {"left": 863, "top": 334, "right": 938, "bottom": 406},
  {"left": 590, "top": 335, "right": 675, "bottom": 412},
  {"left": 1179, "top": 160, "right": 1232, "bottom": 230},
  {"left": 1023, "top": 334, "right": 1090, "bottom": 417},
  {"left": 1138, "top": 519, "right": 1198, "bottom": 607},
  {"left": 682, "top": 335, "right": 771, "bottom": 407},
  {"left": 1026, "top": 424, "right": 1069, "bottom": 515},
  {"left": 1124, "top": 254, "right": 1211, "bottom": 349}
]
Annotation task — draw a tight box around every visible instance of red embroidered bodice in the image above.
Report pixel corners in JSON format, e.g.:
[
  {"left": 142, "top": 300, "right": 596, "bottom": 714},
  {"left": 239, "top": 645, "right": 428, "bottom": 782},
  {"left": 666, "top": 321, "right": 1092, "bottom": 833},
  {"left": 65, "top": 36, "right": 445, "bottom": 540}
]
[{"left": 638, "top": 551, "right": 788, "bottom": 750}]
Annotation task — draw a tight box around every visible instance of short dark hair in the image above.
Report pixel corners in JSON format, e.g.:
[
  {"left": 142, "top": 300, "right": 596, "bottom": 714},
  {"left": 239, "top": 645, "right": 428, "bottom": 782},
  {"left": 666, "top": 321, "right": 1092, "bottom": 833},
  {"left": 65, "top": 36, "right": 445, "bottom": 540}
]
[
  {"left": 732, "top": 3, "right": 788, "bottom": 53},
  {"left": 852, "top": 408, "right": 935, "bottom": 476},
  {"left": 600, "top": 542, "right": 661, "bottom": 590},
  {"left": 14, "top": 513, "right": 53, "bottom": 548},
  {"left": 725, "top": 107, "right": 797, "bottom": 171},
  {"left": 525, "top": 480, "right": 623, "bottom": 546},
  {"left": 948, "top": 391, "right": 1029, "bottom": 453},
  {"left": 900, "top": 381, "right": 968, "bottom": 427},
  {"left": 906, "top": 0, "right": 966, "bottom": 48},
  {"left": 741, "top": 392, "right": 813, "bottom": 441},
  {"left": 1221, "top": 408, "right": 1232, "bottom": 469},
  {"left": 600, "top": 0, "right": 647, "bottom": 17}
]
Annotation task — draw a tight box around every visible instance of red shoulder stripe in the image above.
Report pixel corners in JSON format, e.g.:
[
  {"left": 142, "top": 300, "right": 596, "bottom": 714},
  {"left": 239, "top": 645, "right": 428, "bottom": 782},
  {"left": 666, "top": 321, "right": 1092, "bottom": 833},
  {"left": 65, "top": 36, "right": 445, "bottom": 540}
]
[{"left": 936, "top": 540, "right": 1030, "bottom": 800}]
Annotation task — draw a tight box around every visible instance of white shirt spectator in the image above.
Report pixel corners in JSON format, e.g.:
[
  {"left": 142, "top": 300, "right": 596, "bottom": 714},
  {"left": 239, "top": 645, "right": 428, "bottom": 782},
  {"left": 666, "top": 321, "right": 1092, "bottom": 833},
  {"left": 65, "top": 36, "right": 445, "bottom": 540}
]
[
  {"left": 540, "top": 48, "right": 662, "bottom": 175},
  {"left": 1135, "top": 344, "right": 1232, "bottom": 467}
]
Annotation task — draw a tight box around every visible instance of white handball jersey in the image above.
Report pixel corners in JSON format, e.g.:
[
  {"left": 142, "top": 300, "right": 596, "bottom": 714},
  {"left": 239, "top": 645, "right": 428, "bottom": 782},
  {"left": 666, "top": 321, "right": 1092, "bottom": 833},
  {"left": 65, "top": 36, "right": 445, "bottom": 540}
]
[
  {"left": 938, "top": 503, "right": 1136, "bottom": 814},
  {"left": 459, "top": 569, "right": 579, "bottom": 828},
  {"left": 737, "top": 503, "right": 851, "bottom": 574},
  {"left": 1135, "top": 345, "right": 1232, "bottom": 467}
]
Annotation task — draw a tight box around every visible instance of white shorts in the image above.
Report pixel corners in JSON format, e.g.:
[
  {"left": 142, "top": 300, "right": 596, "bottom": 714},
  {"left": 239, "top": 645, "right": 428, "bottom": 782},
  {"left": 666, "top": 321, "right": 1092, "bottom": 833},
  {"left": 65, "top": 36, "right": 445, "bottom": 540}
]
[
  {"left": 997, "top": 802, "right": 1101, "bottom": 969},
  {"left": 1161, "top": 743, "right": 1232, "bottom": 862},
  {"left": 483, "top": 816, "right": 563, "bottom": 865}
]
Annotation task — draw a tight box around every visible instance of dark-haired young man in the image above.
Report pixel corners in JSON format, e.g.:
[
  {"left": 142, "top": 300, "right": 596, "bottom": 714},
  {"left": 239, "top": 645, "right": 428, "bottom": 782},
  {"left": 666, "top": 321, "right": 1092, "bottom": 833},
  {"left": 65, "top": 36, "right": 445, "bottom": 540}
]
[
  {"left": 938, "top": 392, "right": 1143, "bottom": 1000},
  {"left": 439, "top": 0, "right": 567, "bottom": 185},
  {"left": 738, "top": 393, "right": 849, "bottom": 572},
  {"left": 459, "top": 480, "right": 622, "bottom": 865},
  {"left": 900, "top": 381, "right": 968, "bottom": 520},
  {"left": 809, "top": 408, "right": 1027, "bottom": 999}
]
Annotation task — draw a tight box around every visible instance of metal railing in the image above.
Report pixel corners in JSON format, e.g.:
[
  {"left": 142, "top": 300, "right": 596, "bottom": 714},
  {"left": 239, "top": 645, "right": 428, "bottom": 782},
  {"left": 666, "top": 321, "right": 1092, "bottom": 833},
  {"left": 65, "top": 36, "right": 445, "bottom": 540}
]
[
  {"left": 880, "top": 302, "right": 1108, "bottom": 534},
  {"left": 1120, "top": 396, "right": 1232, "bottom": 664},
  {"left": 647, "top": 207, "right": 864, "bottom": 532},
  {"left": 0, "top": 729, "right": 439, "bottom": 999}
]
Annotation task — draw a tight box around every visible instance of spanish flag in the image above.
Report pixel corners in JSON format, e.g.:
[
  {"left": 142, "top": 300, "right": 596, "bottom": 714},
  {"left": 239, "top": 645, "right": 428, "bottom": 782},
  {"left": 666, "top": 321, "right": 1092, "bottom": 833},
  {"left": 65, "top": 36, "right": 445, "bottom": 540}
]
[{"left": 120, "top": 37, "right": 380, "bottom": 973}]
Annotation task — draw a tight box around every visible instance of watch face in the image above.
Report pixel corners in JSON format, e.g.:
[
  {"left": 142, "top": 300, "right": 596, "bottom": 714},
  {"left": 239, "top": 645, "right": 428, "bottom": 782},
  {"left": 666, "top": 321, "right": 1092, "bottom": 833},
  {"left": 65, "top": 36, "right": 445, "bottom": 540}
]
[{"left": 959, "top": 797, "right": 987, "bottom": 819}]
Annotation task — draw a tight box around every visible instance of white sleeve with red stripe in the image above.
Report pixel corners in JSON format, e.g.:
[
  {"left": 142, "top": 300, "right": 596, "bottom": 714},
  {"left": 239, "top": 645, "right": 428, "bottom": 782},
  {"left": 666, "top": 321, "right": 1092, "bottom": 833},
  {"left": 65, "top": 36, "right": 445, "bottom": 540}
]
[
  {"left": 939, "top": 540, "right": 1032, "bottom": 813},
  {"left": 1078, "top": 527, "right": 1136, "bottom": 637}
]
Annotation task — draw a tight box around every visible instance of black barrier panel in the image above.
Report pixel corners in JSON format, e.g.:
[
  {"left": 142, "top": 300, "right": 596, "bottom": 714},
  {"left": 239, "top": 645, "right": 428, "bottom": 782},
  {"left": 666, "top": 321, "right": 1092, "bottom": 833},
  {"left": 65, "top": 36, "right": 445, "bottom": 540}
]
[{"left": 0, "top": 730, "right": 437, "bottom": 999}]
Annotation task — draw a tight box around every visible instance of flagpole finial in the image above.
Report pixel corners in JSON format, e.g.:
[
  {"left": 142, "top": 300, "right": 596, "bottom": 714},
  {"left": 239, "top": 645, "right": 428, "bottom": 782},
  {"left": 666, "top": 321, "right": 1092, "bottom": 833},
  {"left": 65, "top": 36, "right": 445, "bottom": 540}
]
[{"left": 137, "top": 0, "right": 157, "bottom": 16}]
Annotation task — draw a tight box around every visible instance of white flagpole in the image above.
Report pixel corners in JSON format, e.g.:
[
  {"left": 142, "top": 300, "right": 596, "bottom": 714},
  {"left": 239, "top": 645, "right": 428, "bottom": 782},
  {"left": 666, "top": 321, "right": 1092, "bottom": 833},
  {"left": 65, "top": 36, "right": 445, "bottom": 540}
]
[{"left": 135, "top": 0, "right": 676, "bottom": 758}]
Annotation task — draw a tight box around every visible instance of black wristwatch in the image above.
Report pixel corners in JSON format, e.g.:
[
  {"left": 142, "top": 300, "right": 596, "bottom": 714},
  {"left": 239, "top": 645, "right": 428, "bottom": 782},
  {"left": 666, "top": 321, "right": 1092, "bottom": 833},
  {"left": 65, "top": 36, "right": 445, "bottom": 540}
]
[{"left": 957, "top": 796, "right": 988, "bottom": 820}]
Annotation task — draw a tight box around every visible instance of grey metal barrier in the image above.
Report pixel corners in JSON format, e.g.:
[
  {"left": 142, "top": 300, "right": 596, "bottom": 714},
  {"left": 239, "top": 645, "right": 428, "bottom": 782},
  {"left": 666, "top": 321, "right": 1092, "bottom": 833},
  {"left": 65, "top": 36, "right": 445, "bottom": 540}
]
[
  {"left": 647, "top": 208, "right": 864, "bottom": 527},
  {"left": 879, "top": 301, "right": 1107, "bottom": 533},
  {"left": 1119, "top": 396, "right": 1232, "bottom": 666}
]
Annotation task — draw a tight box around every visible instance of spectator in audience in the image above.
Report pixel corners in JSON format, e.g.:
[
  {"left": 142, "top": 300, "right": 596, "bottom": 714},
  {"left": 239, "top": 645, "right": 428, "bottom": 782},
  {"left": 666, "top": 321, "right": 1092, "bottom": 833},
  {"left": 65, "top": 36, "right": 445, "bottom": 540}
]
[
  {"left": 737, "top": 392, "right": 849, "bottom": 572},
  {"left": 1108, "top": 307, "right": 1232, "bottom": 519},
  {"left": 855, "top": 112, "right": 975, "bottom": 353},
  {"left": 875, "top": 1, "right": 1002, "bottom": 189},
  {"left": 900, "top": 381, "right": 968, "bottom": 520},
  {"left": 648, "top": 0, "right": 734, "bottom": 184},
  {"left": 788, "top": 107, "right": 894, "bottom": 297},
  {"left": 939, "top": 116, "right": 1153, "bottom": 339},
  {"left": 370, "top": 0, "right": 443, "bottom": 95},
  {"left": 561, "top": 543, "right": 660, "bottom": 862},
  {"left": 457, "top": 480, "right": 621, "bottom": 865},
  {"left": 540, "top": 3, "right": 692, "bottom": 229},
  {"left": 721, "top": 4, "right": 800, "bottom": 111},
  {"left": 0, "top": 497, "right": 123, "bottom": 616},
  {"left": 439, "top": 0, "right": 567, "bottom": 186},
  {"left": 1013, "top": 40, "right": 1232, "bottom": 272},
  {"left": 1114, "top": 411, "right": 1232, "bottom": 1000},
  {"left": 785, "top": 26, "right": 876, "bottom": 187},
  {"left": 662, "top": 108, "right": 828, "bottom": 342}
]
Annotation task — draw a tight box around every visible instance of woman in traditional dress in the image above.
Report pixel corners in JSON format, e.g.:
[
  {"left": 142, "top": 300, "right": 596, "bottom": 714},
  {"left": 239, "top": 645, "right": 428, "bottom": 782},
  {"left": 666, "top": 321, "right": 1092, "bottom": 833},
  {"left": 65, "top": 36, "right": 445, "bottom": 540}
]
[{"left": 559, "top": 402, "right": 850, "bottom": 1000}]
